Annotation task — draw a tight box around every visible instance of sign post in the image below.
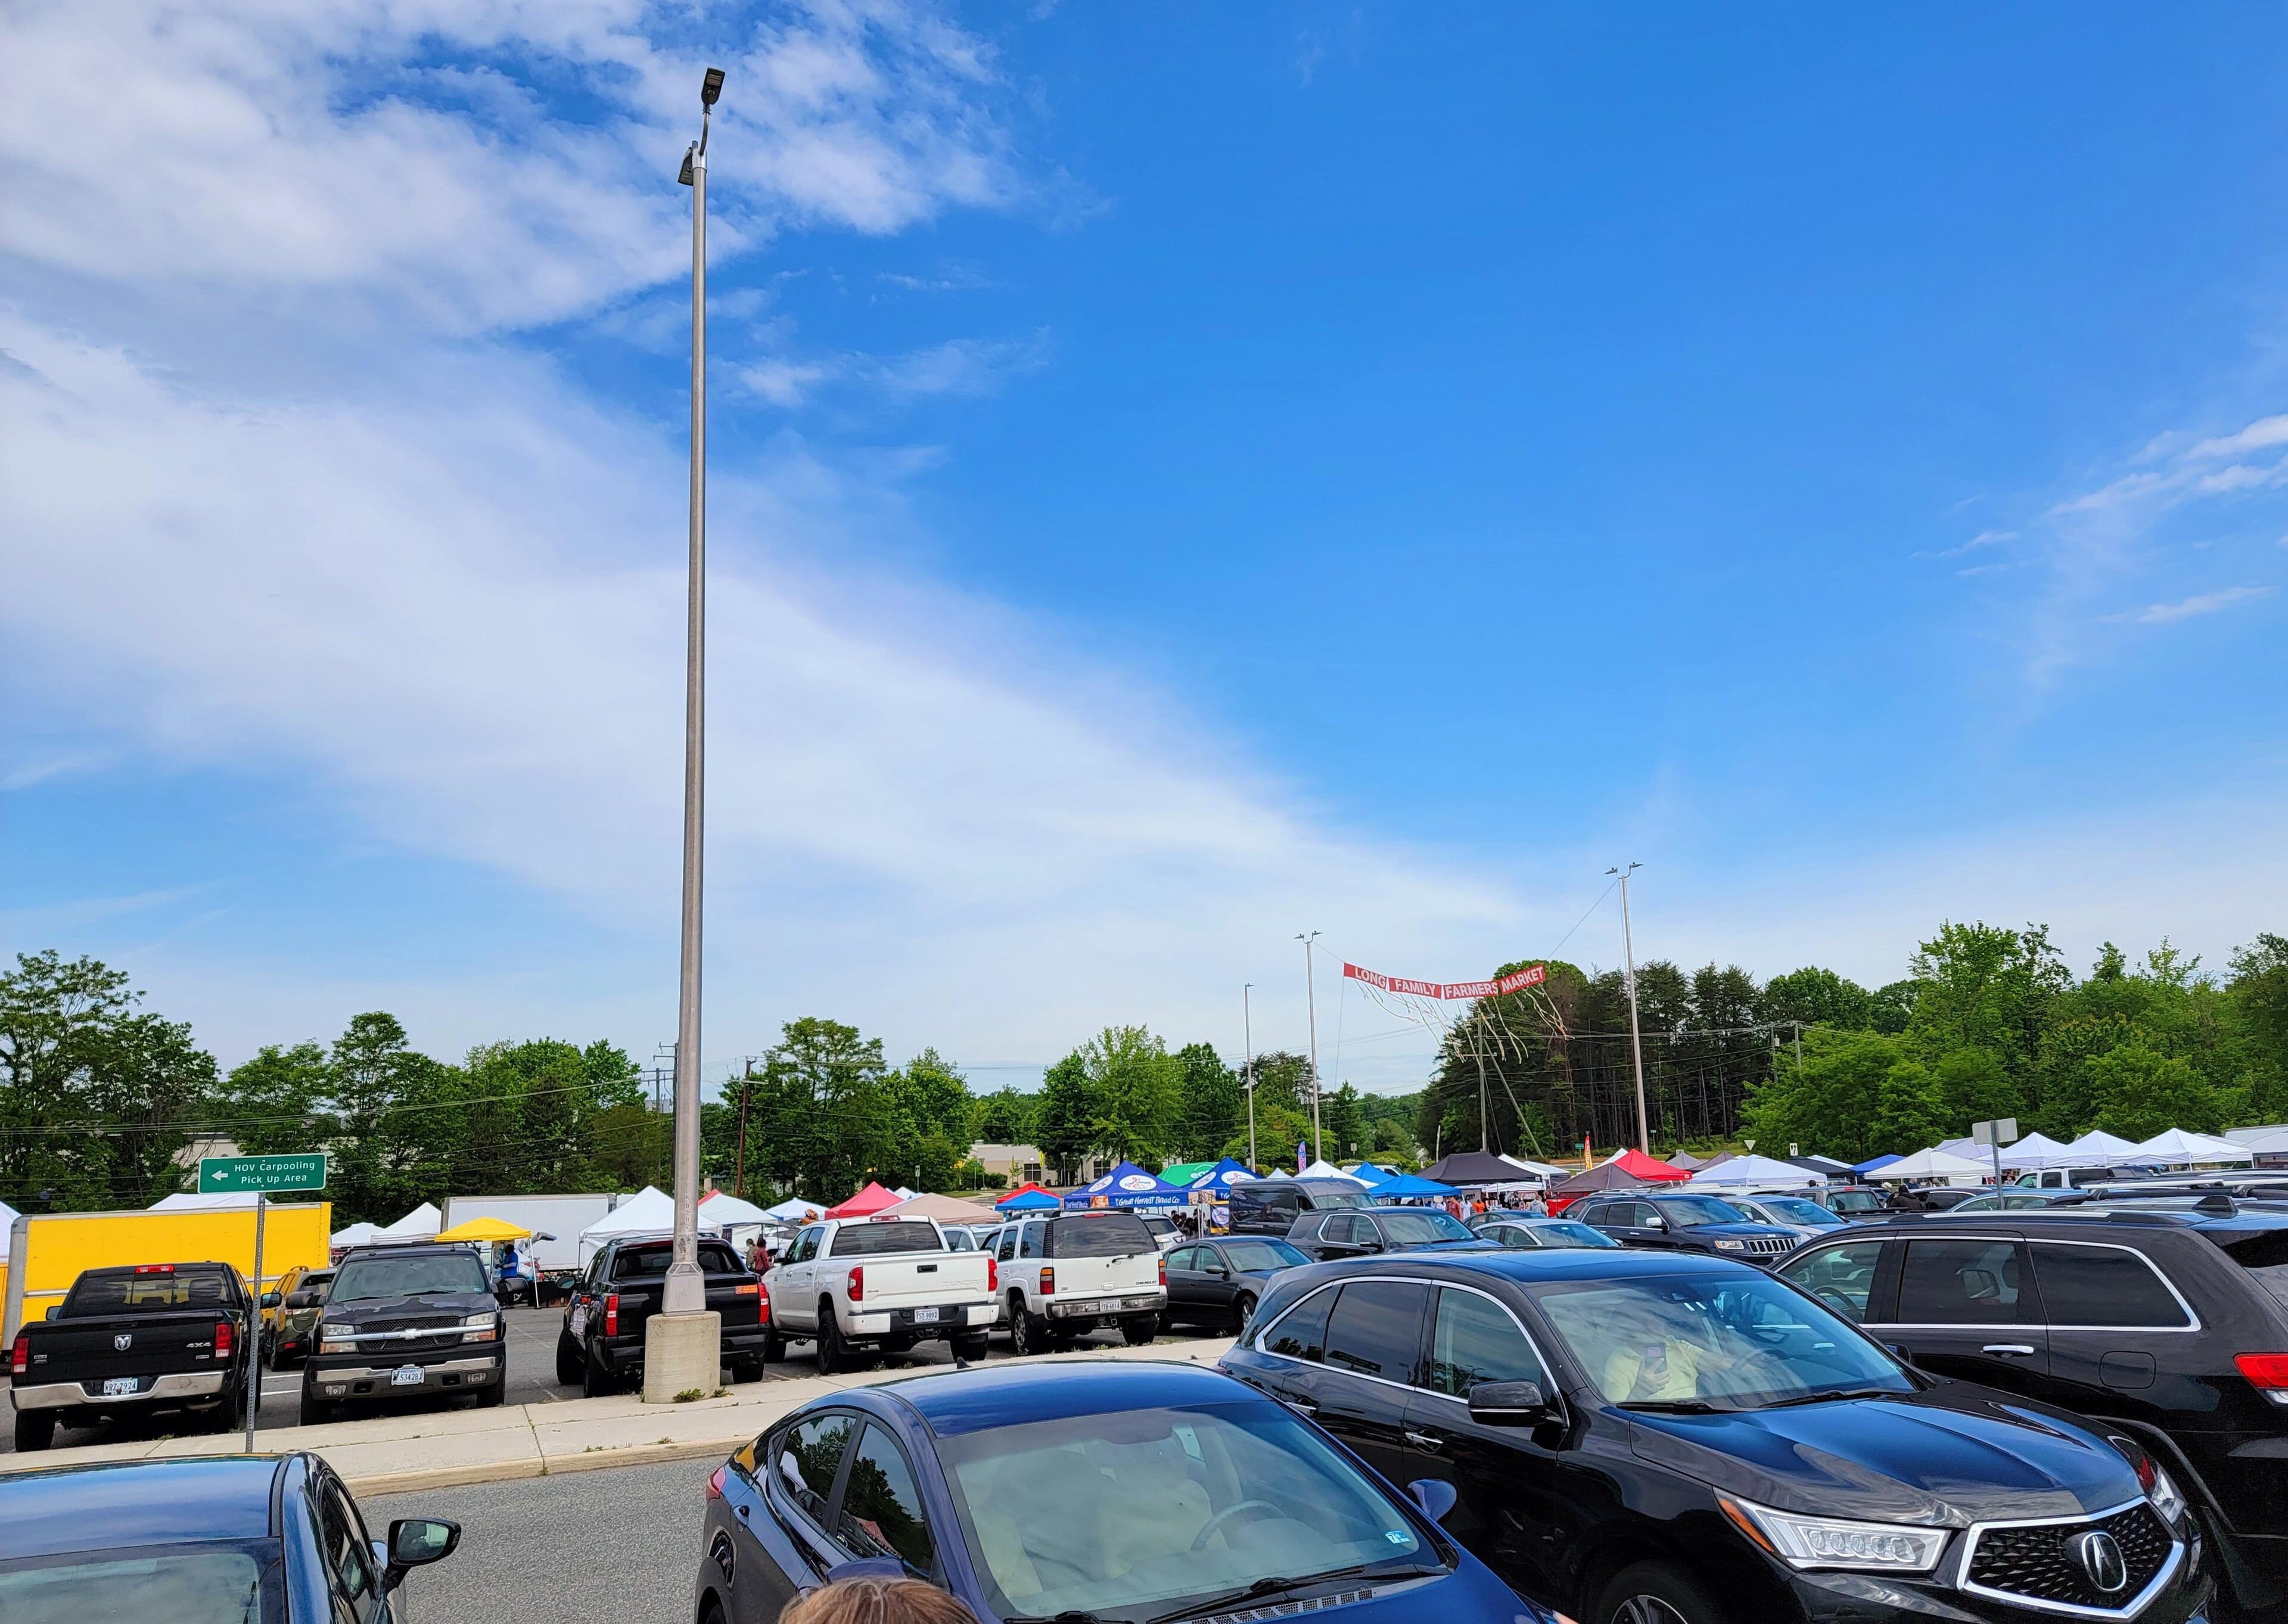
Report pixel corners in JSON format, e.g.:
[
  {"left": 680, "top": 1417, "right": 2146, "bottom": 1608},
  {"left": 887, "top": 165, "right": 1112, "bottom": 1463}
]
[
  {"left": 1972, "top": 1118, "right": 2019, "bottom": 1192},
  {"left": 198, "top": 1155, "right": 327, "bottom": 1452}
]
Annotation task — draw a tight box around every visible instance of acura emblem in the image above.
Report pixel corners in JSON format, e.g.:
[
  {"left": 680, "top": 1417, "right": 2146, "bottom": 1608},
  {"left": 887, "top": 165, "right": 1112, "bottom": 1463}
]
[
  {"left": 2071, "top": 1529, "right": 2129, "bottom": 1594},
  {"left": 113, "top": 1333, "right": 132, "bottom": 1352}
]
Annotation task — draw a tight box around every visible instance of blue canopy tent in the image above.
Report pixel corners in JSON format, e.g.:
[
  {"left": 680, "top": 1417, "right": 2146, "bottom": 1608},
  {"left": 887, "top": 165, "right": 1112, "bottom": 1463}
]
[
  {"left": 1345, "top": 1163, "right": 1400, "bottom": 1189},
  {"left": 1366, "top": 1172, "right": 1457, "bottom": 1199},
  {"left": 1063, "top": 1161, "right": 1191, "bottom": 1211},
  {"left": 1851, "top": 1153, "right": 1904, "bottom": 1175},
  {"left": 1185, "top": 1158, "right": 1261, "bottom": 1194},
  {"left": 994, "top": 1187, "right": 1060, "bottom": 1212}
]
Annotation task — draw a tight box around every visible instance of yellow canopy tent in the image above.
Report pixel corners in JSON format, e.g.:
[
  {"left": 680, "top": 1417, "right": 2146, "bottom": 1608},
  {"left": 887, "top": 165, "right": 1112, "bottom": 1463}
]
[{"left": 434, "top": 1215, "right": 535, "bottom": 1244}]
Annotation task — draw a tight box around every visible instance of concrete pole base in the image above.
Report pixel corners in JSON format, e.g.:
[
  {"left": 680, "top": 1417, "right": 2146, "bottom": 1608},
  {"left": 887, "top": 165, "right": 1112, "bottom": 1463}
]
[{"left": 642, "top": 1310, "right": 723, "bottom": 1404}]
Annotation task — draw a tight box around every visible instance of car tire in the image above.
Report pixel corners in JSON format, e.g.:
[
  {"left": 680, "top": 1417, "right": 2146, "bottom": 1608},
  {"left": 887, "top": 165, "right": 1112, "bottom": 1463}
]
[
  {"left": 476, "top": 1370, "right": 506, "bottom": 1407},
  {"left": 1593, "top": 1560, "right": 1729, "bottom": 1624},
  {"left": 1120, "top": 1314, "right": 1158, "bottom": 1346},
  {"left": 582, "top": 1340, "right": 617, "bottom": 1399},
  {"left": 817, "top": 1308, "right": 848, "bottom": 1375},
  {"left": 299, "top": 1389, "right": 335, "bottom": 1427},
  {"left": 1231, "top": 1292, "right": 1257, "bottom": 1335},
  {"left": 761, "top": 1327, "right": 785, "bottom": 1363},
  {"left": 214, "top": 1385, "right": 245, "bottom": 1436},
  {"left": 555, "top": 1333, "right": 583, "bottom": 1386},
  {"left": 1009, "top": 1295, "right": 1048, "bottom": 1357},
  {"left": 13, "top": 1410, "right": 56, "bottom": 1452},
  {"left": 952, "top": 1331, "right": 989, "bottom": 1361}
]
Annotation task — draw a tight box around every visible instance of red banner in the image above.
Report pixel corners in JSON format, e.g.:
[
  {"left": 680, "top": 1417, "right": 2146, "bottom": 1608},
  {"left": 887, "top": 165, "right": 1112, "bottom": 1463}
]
[{"left": 1342, "top": 962, "right": 1545, "bottom": 1000}]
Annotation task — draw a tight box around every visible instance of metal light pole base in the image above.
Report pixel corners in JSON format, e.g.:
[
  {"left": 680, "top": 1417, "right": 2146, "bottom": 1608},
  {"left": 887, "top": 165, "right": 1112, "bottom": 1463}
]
[{"left": 641, "top": 1311, "right": 722, "bottom": 1403}]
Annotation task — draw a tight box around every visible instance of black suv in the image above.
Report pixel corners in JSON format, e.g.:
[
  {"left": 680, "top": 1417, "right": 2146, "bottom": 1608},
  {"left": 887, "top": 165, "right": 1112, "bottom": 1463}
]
[
  {"left": 1221, "top": 1249, "right": 2212, "bottom": 1624},
  {"left": 1777, "top": 1197, "right": 2288, "bottom": 1613},
  {"left": 1569, "top": 1191, "right": 1799, "bottom": 1264},
  {"left": 301, "top": 1243, "right": 504, "bottom": 1424},
  {"left": 1226, "top": 1176, "right": 1373, "bottom": 1235},
  {"left": 1287, "top": 1205, "right": 1499, "bottom": 1261}
]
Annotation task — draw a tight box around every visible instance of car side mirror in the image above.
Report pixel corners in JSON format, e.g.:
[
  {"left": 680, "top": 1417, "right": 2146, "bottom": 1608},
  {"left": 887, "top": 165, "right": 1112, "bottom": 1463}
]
[
  {"left": 260, "top": 1290, "right": 282, "bottom": 1308},
  {"left": 385, "top": 1517, "right": 460, "bottom": 1583},
  {"left": 1643, "top": 1215, "right": 1667, "bottom": 1230},
  {"left": 826, "top": 1557, "right": 908, "bottom": 1583},
  {"left": 1468, "top": 1380, "right": 1552, "bottom": 1426},
  {"left": 1407, "top": 1479, "right": 1459, "bottom": 1523},
  {"left": 287, "top": 1290, "right": 317, "bottom": 1308}
]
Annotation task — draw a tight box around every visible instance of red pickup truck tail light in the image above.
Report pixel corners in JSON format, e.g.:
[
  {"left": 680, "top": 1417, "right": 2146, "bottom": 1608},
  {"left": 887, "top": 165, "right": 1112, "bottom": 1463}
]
[
  {"left": 756, "top": 1283, "right": 771, "bottom": 1323},
  {"left": 2236, "top": 1352, "right": 2288, "bottom": 1404},
  {"left": 213, "top": 1319, "right": 234, "bottom": 1361},
  {"left": 847, "top": 1267, "right": 864, "bottom": 1303},
  {"left": 986, "top": 1256, "right": 997, "bottom": 1293},
  {"left": 604, "top": 1294, "right": 620, "bottom": 1337},
  {"left": 1039, "top": 1266, "right": 1055, "bottom": 1296},
  {"left": 9, "top": 1333, "right": 27, "bottom": 1376}
]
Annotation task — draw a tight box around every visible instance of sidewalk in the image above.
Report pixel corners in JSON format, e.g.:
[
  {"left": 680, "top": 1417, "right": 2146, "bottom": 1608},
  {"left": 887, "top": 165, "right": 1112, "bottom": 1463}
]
[{"left": 0, "top": 1337, "right": 1236, "bottom": 1496}]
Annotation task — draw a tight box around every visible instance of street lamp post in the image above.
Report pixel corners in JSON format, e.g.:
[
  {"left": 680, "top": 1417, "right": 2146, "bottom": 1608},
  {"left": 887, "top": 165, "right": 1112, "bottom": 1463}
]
[
  {"left": 648, "top": 64, "right": 726, "bottom": 1403},
  {"left": 1608, "top": 862, "right": 1650, "bottom": 1155},
  {"left": 1242, "top": 984, "right": 1257, "bottom": 1170},
  {"left": 1297, "top": 932, "right": 1322, "bottom": 1165}
]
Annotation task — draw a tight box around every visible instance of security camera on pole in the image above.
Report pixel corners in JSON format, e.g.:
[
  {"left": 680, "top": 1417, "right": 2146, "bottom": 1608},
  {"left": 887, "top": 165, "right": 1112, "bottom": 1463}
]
[{"left": 646, "top": 64, "right": 727, "bottom": 1404}]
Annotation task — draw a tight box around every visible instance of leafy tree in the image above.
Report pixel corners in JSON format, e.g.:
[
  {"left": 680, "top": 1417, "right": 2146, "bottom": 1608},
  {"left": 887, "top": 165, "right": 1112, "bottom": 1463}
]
[
  {"left": 1904, "top": 922, "right": 2070, "bottom": 1078},
  {"left": 972, "top": 1084, "right": 1037, "bottom": 1145},
  {"left": 1760, "top": 967, "right": 1877, "bottom": 1031},
  {"left": 1082, "top": 1026, "right": 1183, "bottom": 1165},
  {"left": 1174, "top": 1043, "right": 1241, "bottom": 1162},
  {"left": 2231, "top": 934, "right": 2288, "bottom": 1119},
  {"left": 710, "top": 1018, "right": 893, "bottom": 1203},
  {"left": 1033, "top": 1053, "right": 1101, "bottom": 1183},
  {"left": 2088, "top": 1043, "right": 2221, "bottom": 1140},
  {"left": 1741, "top": 1029, "right": 1911, "bottom": 1165}
]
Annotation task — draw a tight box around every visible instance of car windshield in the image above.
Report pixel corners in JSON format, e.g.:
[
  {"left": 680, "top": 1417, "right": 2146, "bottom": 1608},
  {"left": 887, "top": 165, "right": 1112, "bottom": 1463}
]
[
  {"left": 330, "top": 1253, "right": 488, "bottom": 1301},
  {"left": 614, "top": 1241, "right": 744, "bottom": 1278},
  {"left": 937, "top": 1399, "right": 1435, "bottom": 1623},
  {"left": 1530, "top": 1271, "right": 1911, "bottom": 1411},
  {"left": 1378, "top": 1211, "right": 1473, "bottom": 1244},
  {"left": 1532, "top": 1220, "right": 1618, "bottom": 1248},
  {"left": 1760, "top": 1198, "right": 1844, "bottom": 1225},
  {"left": 0, "top": 1543, "right": 280, "bottom": 1623},
  {"left": 833, "top": 1223, "right": 944, "bottom": 1257},
  {"left": 1220, "top": 1239, "right": 1309, "bottom": 1271},
  {"left": 1652, "top": 1196, "right": 1749, "bottom": 1227}
]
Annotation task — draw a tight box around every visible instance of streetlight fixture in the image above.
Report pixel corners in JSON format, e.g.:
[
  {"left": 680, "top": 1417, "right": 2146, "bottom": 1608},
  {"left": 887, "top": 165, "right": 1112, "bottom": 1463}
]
[
  {"left": 647, "top": 64, "right": 726, "bottom": 1404},
  {"left": 1607, "top": 863, "right": 1650, "bottom": 1155}
]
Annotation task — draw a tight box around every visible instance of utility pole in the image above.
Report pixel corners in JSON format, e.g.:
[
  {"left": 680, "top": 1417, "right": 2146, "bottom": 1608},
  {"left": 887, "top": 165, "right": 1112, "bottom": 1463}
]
[
  {"left": 1242, "top": 983, "right": 1258, "bottom": 1171},
  {"left": 649, "top": 65, "right": 726, "bottom": 1402},
  {"left": 733, "top": 1059, "right": 754, "bottom": 1198},
  {"left": 1296, "top": 932, "right": 1322, "bottom": 1163},
  {"left": 1608, "top": 863, "right": 1650, "bottom": 1154}
]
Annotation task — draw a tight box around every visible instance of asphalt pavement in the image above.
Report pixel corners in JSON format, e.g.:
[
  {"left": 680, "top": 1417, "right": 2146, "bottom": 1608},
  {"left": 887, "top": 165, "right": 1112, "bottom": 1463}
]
[{"left": 0, "top": 1306, "right": 1203, "bottom": 1457}]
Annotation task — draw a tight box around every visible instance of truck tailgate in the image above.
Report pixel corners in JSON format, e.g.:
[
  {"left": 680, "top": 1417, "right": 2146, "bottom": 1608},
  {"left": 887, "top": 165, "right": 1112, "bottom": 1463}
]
[
  {"left": 21, "top": 1311, "right": 234, "bottom": 1387},
  {"left": 854, "top": 1254, "right": 991, "bottom": 1308},
  {"left": 1048, "top": 1255, "right": 1158, "bottom": 1302}
]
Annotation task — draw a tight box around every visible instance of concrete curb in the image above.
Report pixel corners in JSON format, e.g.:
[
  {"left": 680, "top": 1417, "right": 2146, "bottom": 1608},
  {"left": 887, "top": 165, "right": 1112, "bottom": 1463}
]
[{"left": 2, "top": 1337, "right": 1236, "bottom": 1498}]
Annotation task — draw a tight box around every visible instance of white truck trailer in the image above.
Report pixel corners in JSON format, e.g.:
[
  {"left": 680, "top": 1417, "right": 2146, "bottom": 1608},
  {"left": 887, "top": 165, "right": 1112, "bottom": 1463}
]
[{"left": 440, "top": 1193, "right": 627, "bottom": 1293}]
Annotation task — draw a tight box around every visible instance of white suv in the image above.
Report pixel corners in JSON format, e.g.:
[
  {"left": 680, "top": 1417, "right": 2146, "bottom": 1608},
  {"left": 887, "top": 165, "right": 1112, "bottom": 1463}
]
[{"left": 992, "top": 1211, "right": 1167, "bottom": 1355}]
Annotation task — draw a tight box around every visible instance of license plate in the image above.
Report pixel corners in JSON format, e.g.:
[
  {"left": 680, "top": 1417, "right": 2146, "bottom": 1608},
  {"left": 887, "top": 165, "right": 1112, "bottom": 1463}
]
[
  {"left": 102, "top": 1377, "right": 139, "bottom": 1396},
  {"left": 912, "top": 1306, "right": 940, "bottom": 1324},
  {"left": 568, "top": 1306, "right": 587, "bottom": 1336},
  {"left": 390, "top": 1365, "right": 426, "bottom": 1387}
]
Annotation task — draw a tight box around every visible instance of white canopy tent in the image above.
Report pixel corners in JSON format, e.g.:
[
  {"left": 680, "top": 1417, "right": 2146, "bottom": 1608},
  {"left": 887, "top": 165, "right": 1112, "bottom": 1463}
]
[
  {"left": 1298, "top": 1160, "right": 1364, "bottom": 1182},
  {"left": 151, "top": 1191, "right": 261, "bottom": 1212},
  {"left": 575, "top": 1187, "right": 724, "bottom": 1261},
  {"left": 2228, "top": 1125, "right": 2288, "bottom": 1145},
  {"left": 377, "top": 1202, "right": 442, "bottom": 1240},
  {"left": 1934, "top": 1137, "right": 1986, "bottom": 1164},
  {"left": 329, "top": 1221, "right": 383, "bottom": 1249},
  {"left": 2232, "top": 1128, "right": 2288, "bottom": 1158},
  {"left": 697, "top": 1190, "right": 773, "bottom": 1226},
  {"left": 1499, "top": 1154, "right": 1569, "bottom": 1180},
  {"left": 1686, "top": 1153, "right": 1828, "bottom": 1189},
  {"left": 0, "top": 1199, "right": 18, "bottom": 1259},
  {"left": 1987, "top": 1131, "right": 2084, "bottom": 1169},
  {"left": 2132, "top": 1129, "right": 2255, "bottom": 1166},
  {"left": 764, "top": 1197, "right": 826, "bottom": 1223},
  {"left": 2065, "top": 1130, "right": 2144, "bottom": 1164},
  {"left": 1867, "top": 1147, "right": 1989, "bottom": 1185}
]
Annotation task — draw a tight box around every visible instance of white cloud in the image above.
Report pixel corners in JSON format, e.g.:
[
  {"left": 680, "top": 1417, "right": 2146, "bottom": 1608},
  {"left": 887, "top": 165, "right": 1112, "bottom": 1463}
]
[
  {"left": 2138, "top": 584, "right": 2277, "bottom": 624},
  {"left": 735, "top": 328, "right": 1050, "bottom": 407}
]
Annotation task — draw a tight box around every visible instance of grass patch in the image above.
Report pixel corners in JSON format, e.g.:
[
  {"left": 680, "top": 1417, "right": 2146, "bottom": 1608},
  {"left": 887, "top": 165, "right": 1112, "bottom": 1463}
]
[{"left": 674, "top": 1388, "right": 705, "bottom": 1403}]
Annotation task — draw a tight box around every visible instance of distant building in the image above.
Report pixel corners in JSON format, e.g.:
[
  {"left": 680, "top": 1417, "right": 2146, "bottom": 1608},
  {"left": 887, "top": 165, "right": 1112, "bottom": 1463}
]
[{"left": 968, "top": 1143, "right": 1046, "bottom": 1186}]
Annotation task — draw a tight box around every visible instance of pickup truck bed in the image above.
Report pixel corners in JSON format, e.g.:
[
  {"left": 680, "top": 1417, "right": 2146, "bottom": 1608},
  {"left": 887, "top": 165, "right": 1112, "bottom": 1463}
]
[{"left": 8, "top": 1261, "right": 261, "bottom": 1451}]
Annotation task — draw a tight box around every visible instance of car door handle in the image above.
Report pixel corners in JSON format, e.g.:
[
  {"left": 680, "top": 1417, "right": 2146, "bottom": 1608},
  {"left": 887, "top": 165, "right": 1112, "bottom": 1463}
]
[
  {"left": 1404, "top": 1430, "right": 1445, "bottom": 1452},
  {"left": 1982, "top": 1344, "right": 2038, "bottom": 1357},
  {"left": 1283, "top": 1393, "right": 1319, "bottom": 1414}
]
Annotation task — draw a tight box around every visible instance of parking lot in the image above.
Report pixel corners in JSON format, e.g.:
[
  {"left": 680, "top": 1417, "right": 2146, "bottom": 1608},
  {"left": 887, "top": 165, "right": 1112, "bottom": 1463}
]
[{"left": 0, "top": 1304, "right": 1217, "bottom": 1457}]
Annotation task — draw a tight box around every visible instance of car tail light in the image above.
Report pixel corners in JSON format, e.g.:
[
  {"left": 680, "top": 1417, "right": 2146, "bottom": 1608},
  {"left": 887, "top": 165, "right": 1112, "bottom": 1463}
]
[
  {"left": 213, "top": 1319, "right": 234, "bottom": 1360},
  {"left": 604, "top": 1293, "right": 620, "bottom": 1337},
  {"left": 707, "top": 1464, "right": 728, "bottom": 1501},
  {"left": 756, "top": 1283, "right": 771, "bottom": 1323},
  {"left": 1040, "top": 1265, "right": 1055, "bottom": 1296},
  {"left": 134, "top": 1264, "right": 176, "bottom": 1275},
  {"left": 986, "top": 1256, "right": 997, "bottom": 1293},
  {"left": 847, "top": 1267, "right": 863, "bottom": 1302},
  {"left": 10, "top": 1334, "right": 27, "bottom": 1376},
  {"left": 2236, "top": 1353, "right": 2288, "bottom": 1404},
  {"left": 1159, "top": 1254, "right": 1168, "bottom": 1287}
]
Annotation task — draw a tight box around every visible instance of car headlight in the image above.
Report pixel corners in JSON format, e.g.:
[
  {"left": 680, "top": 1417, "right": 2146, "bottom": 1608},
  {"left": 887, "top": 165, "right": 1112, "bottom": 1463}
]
[
  {"left": 2109, "top": 1435, "right": 2188, "bottom": 1525},
  {"left": 1723, "top": 1496, "right": 1948, "bottom": 1573},
  {"left": 460, "top": 1311, "right": 503, "bottom": 1344},
  {"left": 1712, "top": 1239, "right": 1745, "bottom": 1250},
  {"left": 317, "top": 1323, "right": 353, "bottom": 1351}
]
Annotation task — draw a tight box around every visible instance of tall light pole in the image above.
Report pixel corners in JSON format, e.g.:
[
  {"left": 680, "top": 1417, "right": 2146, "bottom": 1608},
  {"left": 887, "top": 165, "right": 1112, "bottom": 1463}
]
[
  {"left": 1242, "top": 984, "right": 1257, "bottom": 1171},
  {"left": 1608, "top": 863, "right": 1650, "bottom": 1155},
  {"left": 1297, "top": 932, "right": 1322, "bottom": 1165},
  {"left": 648, "top": 65, "right": 726, "bottom": 1401}
]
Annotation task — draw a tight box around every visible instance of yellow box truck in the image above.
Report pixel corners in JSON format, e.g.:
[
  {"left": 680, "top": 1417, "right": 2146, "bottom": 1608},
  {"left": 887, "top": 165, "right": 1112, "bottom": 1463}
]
[{"left": 2, "top": 1202, "right": 331, "bottom": 1343}]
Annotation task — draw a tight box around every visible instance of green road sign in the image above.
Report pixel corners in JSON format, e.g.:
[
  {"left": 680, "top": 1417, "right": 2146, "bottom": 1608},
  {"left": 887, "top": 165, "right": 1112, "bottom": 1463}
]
[{"left": 198, "top": 1153, "right": 328, "bottom": 1195}]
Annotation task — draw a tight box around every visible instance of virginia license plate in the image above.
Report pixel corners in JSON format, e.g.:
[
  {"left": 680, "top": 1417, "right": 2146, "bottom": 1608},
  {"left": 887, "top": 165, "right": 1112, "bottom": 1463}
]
[
  {"left": 390, "top": 1365, "right": 426, "bottom": 1387},
  {"left": 102, "top": 1376, "right": 139, "bottom": 1396},
  {"left": 912, "top": 1306, "right": 940, "bottom": 1324}
]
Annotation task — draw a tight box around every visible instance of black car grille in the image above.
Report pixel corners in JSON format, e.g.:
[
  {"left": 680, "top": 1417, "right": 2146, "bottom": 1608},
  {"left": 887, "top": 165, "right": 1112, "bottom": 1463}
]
[
  {"left": 364, "top": 1316, "right": 464, "bottom": 1353},
  {"left": 1967, "top": 1502, "right": 2174, "bottom": 1611},
  {"left": 1736, "top": 1236, "right": 1792, "bottom": 1256}
]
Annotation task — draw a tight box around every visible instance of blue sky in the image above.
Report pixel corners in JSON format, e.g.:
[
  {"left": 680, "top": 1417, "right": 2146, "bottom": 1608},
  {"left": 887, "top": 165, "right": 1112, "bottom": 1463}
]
[{"left": 4, "top": 4, "right": 2284, "bottom": 1093}]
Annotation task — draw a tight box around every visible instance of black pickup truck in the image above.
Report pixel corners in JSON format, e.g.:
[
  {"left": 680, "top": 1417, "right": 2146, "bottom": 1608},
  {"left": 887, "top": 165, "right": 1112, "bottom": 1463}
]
[
  {"left": 555, "top": 1236, "right": 769, "bottom": 1396},
  {"left": 300, "top": 1243, "right": 506, "bottom": 1424},
  {"left": 7, "top": 1261, "right": 269, "bottom": 1451}
]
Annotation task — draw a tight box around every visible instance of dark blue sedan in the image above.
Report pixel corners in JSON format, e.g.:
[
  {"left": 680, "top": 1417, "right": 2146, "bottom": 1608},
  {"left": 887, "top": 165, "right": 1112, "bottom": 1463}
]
[
  {"left": 694, "top": 1359, "right": 1553, "bottom": 1624},
  {"left": 0, "top": 1453, "right": 459, "bottom": 1622}
]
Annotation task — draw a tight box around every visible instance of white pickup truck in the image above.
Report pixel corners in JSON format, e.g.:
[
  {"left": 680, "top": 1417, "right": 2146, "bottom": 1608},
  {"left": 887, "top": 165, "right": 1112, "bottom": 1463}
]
[
  {"left": 763, "top": 1216, "right": 996, "bottom": 1373},
  {"left": 991, "top": 1209, "right": 1168, "bottom": 1356}
]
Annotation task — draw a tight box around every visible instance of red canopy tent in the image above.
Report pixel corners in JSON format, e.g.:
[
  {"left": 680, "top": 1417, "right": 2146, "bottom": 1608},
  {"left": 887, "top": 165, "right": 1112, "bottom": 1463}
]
[
  {"left": 826, "top": 1180, "right": 902, "bottom": 1219},
  {"left": 1610, "top": 1148, "right": 1692, "bottom": 1183}
]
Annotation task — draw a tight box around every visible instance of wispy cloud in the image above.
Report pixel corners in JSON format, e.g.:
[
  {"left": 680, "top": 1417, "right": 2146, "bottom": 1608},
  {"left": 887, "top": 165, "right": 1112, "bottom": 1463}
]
[
  {"left": 736, "top": 329, "right": 1050, "bottom": 407},
  {"left": 2138, "top": 584, "right": 2276, "bottom": 623}
]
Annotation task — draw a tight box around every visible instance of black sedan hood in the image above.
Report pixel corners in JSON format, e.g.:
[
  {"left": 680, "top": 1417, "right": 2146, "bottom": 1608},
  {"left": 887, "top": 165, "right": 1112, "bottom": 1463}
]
[{"left": 1625, "top": 1385, "right": 2139, "bottom": 1525}]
